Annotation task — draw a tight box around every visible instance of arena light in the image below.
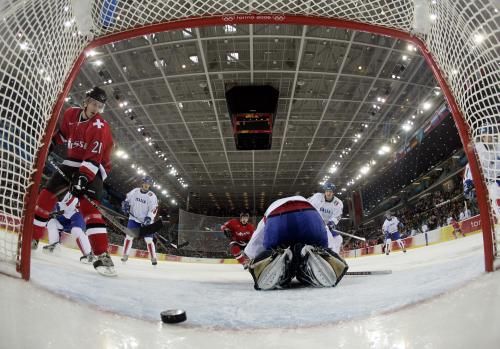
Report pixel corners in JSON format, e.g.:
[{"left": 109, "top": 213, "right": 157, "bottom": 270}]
[
  {"left": 402, "top": 123, "right": 412, "bottom": 132},
  {"left": 473, "top": 33, "right": 485, "bottom": 45},
  {"left": 85, "top": 49, "right": 98, "bottom": 57},
  {"left": 19, "top": 41, "right": 29, "bottom": 50},
  {"left": 378, "top": 145, "right": 391, "bottom": 155},
  {"left": 423, "top": 101, "right": 432, "bottom": 110}
]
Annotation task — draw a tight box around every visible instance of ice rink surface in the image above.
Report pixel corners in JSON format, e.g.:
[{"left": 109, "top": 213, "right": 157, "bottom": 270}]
[{"left": 1, "top": 233, "right": 500, "bottom": 348}]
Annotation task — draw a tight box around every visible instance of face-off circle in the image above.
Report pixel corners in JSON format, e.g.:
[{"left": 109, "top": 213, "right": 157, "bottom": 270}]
[{"left": 161, "top": 309, "right": 187, "bottom": 324}]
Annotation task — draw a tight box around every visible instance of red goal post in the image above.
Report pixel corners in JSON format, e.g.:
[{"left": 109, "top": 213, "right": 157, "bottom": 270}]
[{"left": 0, "top": 1, "right": 497, "bottom": 280}]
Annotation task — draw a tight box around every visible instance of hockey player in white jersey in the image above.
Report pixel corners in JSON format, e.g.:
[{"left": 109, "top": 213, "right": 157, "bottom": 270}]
[
  {"left": 120, "top": 176, "right": 159, "bottom": 265},
  {"left": 43, "top": 192, "right": 94, "bottom": 263},
  {"left": 382, "top": 211, "right": 406, "bottom": 255},
  {"left": 308, "top": 182, "right": 344, "bottom": 253},
  {"left": 244, "top": 195, "right": 348, "bottom": 290},
  {"left": 471, "top": 124, "right": 500, "bottom": 219}
]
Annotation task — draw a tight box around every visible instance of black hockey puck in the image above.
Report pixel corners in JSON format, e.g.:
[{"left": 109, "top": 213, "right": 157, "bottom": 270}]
[{"left": 161, "top": 309, "right": 187, "bottom": 324}]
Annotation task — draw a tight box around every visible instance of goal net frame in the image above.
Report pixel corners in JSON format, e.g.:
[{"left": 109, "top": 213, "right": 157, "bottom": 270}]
[{"left": 0, "top": 1, "right": 497, "bottom": 280}]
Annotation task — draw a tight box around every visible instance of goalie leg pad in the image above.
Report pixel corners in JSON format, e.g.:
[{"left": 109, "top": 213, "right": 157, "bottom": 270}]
[
  {"left": 249, "top": 247, "right": 293, "bottom": 290},
  {"left": 296, "top": 245, "right": 348, "bottom": 287}
]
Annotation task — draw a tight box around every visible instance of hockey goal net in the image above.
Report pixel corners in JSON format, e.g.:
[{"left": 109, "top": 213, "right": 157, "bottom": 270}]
[{"left": 0, "top": 0, "right": 498, "bottom": 279}]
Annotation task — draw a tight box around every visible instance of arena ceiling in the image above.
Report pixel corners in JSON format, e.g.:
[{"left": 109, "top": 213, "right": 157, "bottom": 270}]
[{"left": 66, "top": 23, "right": 445, "bottom": 214}]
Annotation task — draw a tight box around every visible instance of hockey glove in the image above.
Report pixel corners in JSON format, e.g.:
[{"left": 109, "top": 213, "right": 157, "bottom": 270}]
[
  {"left": 70, "top": 174, "right": 89, "bottom": 198},
  {"left": 464, "top": 179, "right": 474, "bottom": 194},
  {"left": 223, "top": 229, "right": 232, "bottom": 239},
  {"left": 327, "top": 221, "right": 336, "bottom": 233},
  {"left": 143, "top": 217, "right": 152, "bottom": 226},
  {"left": 121, "top": 201, "right": 130, "bottom": 215}
]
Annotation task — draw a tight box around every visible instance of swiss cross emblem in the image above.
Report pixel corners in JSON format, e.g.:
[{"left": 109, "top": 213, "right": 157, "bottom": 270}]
[{"left": 93, "top": 119, "right": 104, "bottom": 129}]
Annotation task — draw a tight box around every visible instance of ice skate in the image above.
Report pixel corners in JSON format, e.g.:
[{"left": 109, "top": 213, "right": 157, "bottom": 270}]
[
  {"left": 80, "top": 253, "right": 95, "bottom": 264},
  {"left": 93, "top": 252, "right": 117, "bottom": 277},
  {"left": 121, "top": 255, "right": 128, "bottom": 263},
  {"left": 42, "top": 242, "right": 59, "bottom": 254},
  {"left": 151, "top": 257, "right": 157, "bottom": 266},
  {"left": 31, "top": 239, "right": 39, "bottom": 250}
]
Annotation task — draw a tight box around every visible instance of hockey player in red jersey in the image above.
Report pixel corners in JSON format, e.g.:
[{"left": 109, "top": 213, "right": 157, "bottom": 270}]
[
  {"left": 221, "top": 212, "right": 255, "bottom": 267},
  {"left": 32, "top": 86, "right": 116, "bottom": 276}
]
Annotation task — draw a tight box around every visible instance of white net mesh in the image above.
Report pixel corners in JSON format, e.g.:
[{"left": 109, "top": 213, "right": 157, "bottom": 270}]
[
  {"left": 177, "top": 209, "right": 233, "bottom": 255},
  {"left": 0, "top": 0, "right": 498, "bottom": 276}
]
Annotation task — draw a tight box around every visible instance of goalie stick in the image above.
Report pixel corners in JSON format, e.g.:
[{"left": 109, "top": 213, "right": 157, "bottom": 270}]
[{"left": 346, "top": 270, "right": 392, "bottom": 275}]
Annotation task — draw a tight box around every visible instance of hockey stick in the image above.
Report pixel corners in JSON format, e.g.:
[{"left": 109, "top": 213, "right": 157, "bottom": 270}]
[
  {"left": 333, "top": 229, "right": 366, "bottom": 241},
  {"left": 47, "top": 159, "right": 145, "bottom": 238},
  {"left": 346, "top": 270, "right": 392, "bottom": 275},
  {"left": 125, "top": 211, "right": 165, "bottom": 237},
  {"left": 155, "top": 233, "right": 189, "bottom": 249}
]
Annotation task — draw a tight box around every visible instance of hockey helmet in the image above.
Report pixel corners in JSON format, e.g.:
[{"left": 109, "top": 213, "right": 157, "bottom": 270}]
[
  {"left": 385, "top": 211, "right": 393, "bottom": 219},
  {"left": 323, "top": 182, "right": 335, "bottom": 192},
  {"left": 85, "top": 86, "right": 107, "bottom": 104},
  {"left": 142, "top": 175, "right": 154, "bottom": 185}
]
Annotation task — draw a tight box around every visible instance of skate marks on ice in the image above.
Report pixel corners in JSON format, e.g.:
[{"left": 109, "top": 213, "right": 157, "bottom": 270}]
[{"left": 29, "top": 235, "right": 485, "bottom": 329}]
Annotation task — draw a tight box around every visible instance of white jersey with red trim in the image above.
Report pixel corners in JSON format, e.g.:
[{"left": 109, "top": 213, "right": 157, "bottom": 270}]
[
  {"left": 125, "top": 188, "right": 158, "bottom": 224},
  {"left": 55, "top": 107, "right": 114, "bottom": 181},
  {"left": 307, "top": 192, "right": 343, "bottom": 225}
]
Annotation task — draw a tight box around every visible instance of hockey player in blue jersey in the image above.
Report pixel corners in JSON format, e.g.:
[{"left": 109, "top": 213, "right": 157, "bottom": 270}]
[
  {"left": 382, "top": 211, "right": 406, "bottom": 255},
  {"left": 244, "top": 195, "right": 349, "bottom": 290}
]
